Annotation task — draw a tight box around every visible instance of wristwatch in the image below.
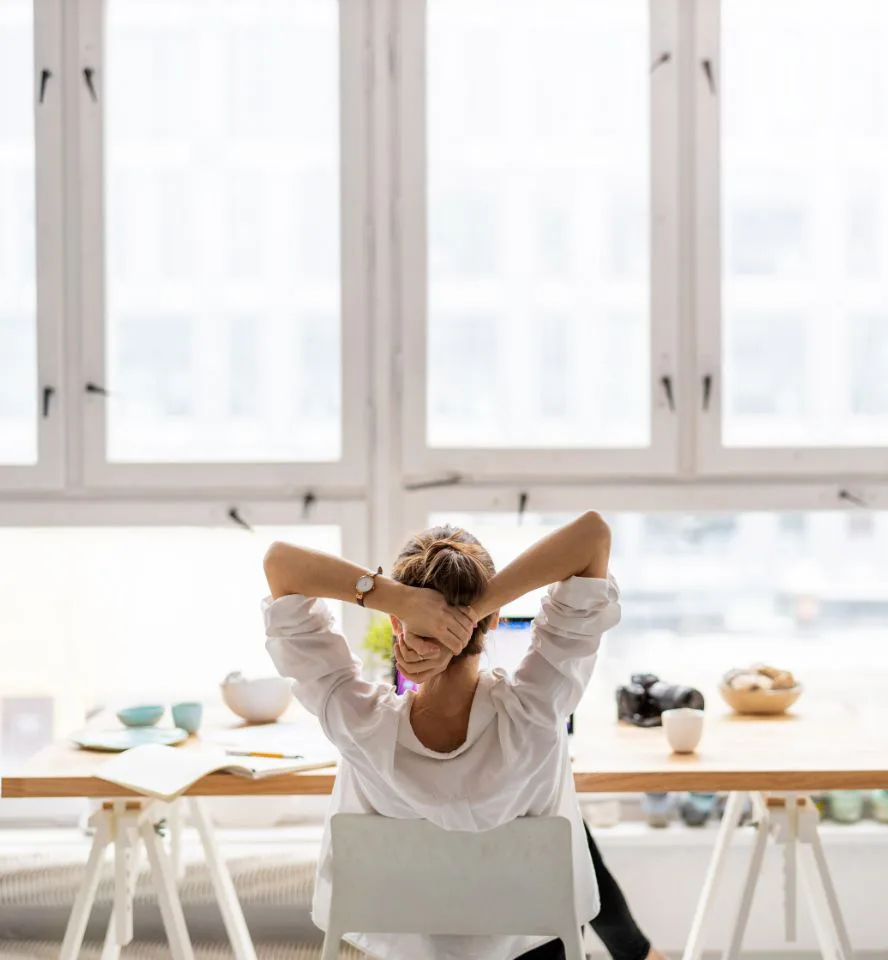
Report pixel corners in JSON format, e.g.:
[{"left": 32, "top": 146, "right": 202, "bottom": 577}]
[{"left": 355, "top": 566, "right": 383, "bottom": 607}]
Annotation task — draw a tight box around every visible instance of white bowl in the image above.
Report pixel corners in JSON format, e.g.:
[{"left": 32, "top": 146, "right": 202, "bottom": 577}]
[{"left": 220, "top": 676, "right": 292, "bottom": 724}]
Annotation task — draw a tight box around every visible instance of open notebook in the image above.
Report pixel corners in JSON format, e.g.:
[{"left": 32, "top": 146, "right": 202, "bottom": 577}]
[{"left": 96, "top": 743, "right": 336, "bottom": 802}]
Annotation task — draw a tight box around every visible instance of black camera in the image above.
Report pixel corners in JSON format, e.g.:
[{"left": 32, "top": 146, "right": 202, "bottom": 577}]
[{"left": 616, "top": 673, "right": 705, "bottom": 727}]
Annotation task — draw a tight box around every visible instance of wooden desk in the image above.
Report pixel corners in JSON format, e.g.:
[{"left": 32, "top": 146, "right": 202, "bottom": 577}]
[
  {"left": 4, "top": 700, "right": 888, "bottom": 799},
  {"left": 1, "top": 700, "right": 882, "bottom": 960}
]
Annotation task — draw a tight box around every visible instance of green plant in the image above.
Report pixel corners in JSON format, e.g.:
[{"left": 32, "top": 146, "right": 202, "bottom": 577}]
[{"left": 362, "top": 614, "right": 394, "bottom": 668}]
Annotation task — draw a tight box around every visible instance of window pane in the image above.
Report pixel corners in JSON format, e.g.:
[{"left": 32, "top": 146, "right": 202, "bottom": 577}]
[
  {"left": 0, "top": 2, "right": 36, "bottom": 464},
  {"left": 428, "top": 511, "right": 888, "bottom": 700},
  {"left": 0, "top": 526, "right": 340, "bottom": 713},
  {"left": 105, "top": 0, "right": 341, "bottom": 463},
  {"left": 722, "top": 0, "right": 888, "bottom": 446},
  {"left": 426, "top": 0, "right": 650, "bottom": 448}
]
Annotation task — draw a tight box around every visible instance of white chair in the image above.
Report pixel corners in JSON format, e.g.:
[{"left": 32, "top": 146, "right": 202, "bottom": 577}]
[{"left": 321, "top": 814, "right": 584, "bottom": 960}]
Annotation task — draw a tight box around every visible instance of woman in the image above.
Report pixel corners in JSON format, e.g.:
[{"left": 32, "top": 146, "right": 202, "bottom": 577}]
[{"left": 263, "top": 513, "right": 660, "bottom": 960}]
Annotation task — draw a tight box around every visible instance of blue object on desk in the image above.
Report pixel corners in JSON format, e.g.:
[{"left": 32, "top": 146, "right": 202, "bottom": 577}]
[
  {"left": 171, "top": 702, "right": 203, "bottom": 734},
  {"left": 116, "top": 705, "right": 165, "bottom": 728},
  {"left": 72, "top": 727, "right": 189, "bottom": 752}
]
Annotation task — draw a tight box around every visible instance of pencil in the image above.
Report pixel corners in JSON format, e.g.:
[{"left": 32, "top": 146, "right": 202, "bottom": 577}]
[{"left": 225, "top": 750, "right": 303, "bottom": 759}]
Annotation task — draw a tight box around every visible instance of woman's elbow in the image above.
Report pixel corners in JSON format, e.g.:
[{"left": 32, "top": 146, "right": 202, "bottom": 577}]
[
  {"left": 264, "top": 541, "right": 288, "bottom": 575},
  {"left": 578, "top": 511, "right": 610, "bottom": 541},
  {"left": 264, "top": 541, "right": 298, "bottom": 596}
]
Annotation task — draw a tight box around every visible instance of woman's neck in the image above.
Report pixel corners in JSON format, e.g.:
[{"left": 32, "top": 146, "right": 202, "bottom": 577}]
[{"left": 414, "top": 655, "right": 481, "bottom": 716}]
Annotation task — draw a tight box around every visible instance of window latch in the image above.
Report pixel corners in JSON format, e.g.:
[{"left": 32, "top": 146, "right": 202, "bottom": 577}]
[
  {"left": 82, "top": 66, "right": 98, "bottom": 102},
  {"left": 518, "top": 491, "right": 528, "bottom": 526},
  {"left": 42, "top": 385, "right": 55, "bottom": 418},
  {"left": 838, "top": 489, "right": 868, "bottom": 508},
  {"left": 302, "top": 492, "right": 316, "bottom": 520},
  {"left": 404, "top": 472, "right": 463, "bottom": 491},
  {"left": 701, "top": 59, "right": 716, "bottom": 95},
  {"left": 39, "top": 68, "right": 52, "bottom": 104},
  {"left": 650, "top": 52, "right": 671, "bottom": 74},
  {"left": 228, "top": 507, "right": 254, "bottom": 532},
  {"left": 660, "top": 375, "right": 675, "bottom": 412},
  {"left": 702, "top": 374, "right": 713, "bottom": 411},
  {"left": 85, "top": 381, "right": 109, "bottom": 397}
]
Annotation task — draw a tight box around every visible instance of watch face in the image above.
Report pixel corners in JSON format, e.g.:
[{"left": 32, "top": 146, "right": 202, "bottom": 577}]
[{"left": 356, "top": 575, "right": 375, "bottom": 593}]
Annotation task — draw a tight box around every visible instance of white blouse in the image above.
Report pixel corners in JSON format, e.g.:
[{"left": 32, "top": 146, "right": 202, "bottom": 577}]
[{"left": 264, "top": 574, "right": 621, "bottom": 960}]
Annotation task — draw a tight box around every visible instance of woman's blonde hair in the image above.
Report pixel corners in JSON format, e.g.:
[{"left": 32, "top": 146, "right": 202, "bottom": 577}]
[{"left": 391, "top": 525, "right": 496, "bottom": 657}]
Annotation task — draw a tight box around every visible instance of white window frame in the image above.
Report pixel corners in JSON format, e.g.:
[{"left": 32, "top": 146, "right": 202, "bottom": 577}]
[
  {"left": 0, "top": 0, "right": 66, "bottom": 491},
  {"left": 394, "top": 0, "right": 681, "bottom": 483},
  {"left": 693, "top": 0, "right": 888, "bottom": 477},
  {"left": 402, "top": 481, "right": 888, "bottom": 534},
  {"left": 0, "top": 496, "right": 370, "bottom": 652},
  {"left": 73, "top": 0, "right": 370, "bottom": 493}
]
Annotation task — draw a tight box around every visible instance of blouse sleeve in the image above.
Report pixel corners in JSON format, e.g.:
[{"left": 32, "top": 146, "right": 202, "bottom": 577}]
[
  {"left": 263, "top": 594, "right": 392, "bottom": 753},
  {"left": 509, "top": 574, "right": 621, "bottom": 725}
]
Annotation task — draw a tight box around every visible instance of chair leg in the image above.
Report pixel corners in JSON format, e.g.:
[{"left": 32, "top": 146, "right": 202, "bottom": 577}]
[
  {"left": 561, "top": 924, "right": 586, "bottom": 960},
  {"left": 321, "top": 927, "right": 343, "bottom": 960}
]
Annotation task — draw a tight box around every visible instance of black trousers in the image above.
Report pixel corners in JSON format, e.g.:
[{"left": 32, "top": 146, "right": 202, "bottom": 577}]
[{"left": 518, "top": 823, "right": 651, "bottom": 960}]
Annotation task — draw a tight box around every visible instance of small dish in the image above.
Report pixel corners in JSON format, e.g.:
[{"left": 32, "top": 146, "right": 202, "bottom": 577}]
[
  {"left": 116, "top": 705, "right": 165, "bottom": 728},
  {"left": 72, "top": 727, "right": 188, "bottom": 752}
]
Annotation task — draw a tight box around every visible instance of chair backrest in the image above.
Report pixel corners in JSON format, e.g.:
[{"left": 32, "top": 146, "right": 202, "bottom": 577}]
[{"left": 323, "top": 814, "right": 583, "bottom": 959}]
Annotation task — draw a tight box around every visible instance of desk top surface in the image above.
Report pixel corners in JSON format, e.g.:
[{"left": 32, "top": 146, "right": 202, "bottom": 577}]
[{"left": 3, "top": 698, "right": 887, "bottom": 799}]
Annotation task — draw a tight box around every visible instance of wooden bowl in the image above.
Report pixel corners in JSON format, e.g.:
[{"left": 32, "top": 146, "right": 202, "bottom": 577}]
[{"left": 719, "top": 683, "right": 803, "bottom": 716}]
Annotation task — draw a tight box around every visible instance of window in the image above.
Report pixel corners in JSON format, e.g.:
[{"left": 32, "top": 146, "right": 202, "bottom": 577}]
[
  {"left": 429, "top": 509, "right": 888, "bottom": 690},
  {"left": 102, "top": 0, "right": 339, "bottom": 464},
  {"left": 0, "top": 524, "right": 341, "bottom": 710},
  {"left": 73, "top": 0, "right": 368, "bottom": 490},
  {"left": 400, "top": 0, "right": 678, "bottom": 476},
  {"left": 0, "top": 1, "right": 37, "bottom": 465},
  {"left": 699, "top": 0, "right": 888, "bottom": 472}
]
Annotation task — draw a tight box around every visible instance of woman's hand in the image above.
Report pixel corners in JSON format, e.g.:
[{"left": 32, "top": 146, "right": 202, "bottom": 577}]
[
  {"left": 398, "top": 587, "right": 476, "bottom": 654},
  {"left": 395, "top": 634, "right": 452, "bottom": 685}
]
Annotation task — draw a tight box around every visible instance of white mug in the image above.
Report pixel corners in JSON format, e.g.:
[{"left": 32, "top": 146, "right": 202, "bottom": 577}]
[{"left": 662, "top": 707, "right": 704, "bottom": 754}]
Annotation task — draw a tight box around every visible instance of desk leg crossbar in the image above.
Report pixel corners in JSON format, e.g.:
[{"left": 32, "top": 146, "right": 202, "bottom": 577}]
[
  {"left": 682, "top": 792, "right": 854, "bottom": 960},
  {"left": 60, "top": 798, "right": 257, "bottom": 960}
]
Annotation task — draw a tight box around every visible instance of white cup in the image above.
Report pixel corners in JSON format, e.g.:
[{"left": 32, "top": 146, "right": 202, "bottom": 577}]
[{"left": 662, "top": 707, "right": 704, "bottom": 754}]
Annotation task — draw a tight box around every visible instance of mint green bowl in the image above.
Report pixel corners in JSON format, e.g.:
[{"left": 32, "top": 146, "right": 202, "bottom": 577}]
[{"left": 116, "top": 705, "right": 164, "bottom": 728}]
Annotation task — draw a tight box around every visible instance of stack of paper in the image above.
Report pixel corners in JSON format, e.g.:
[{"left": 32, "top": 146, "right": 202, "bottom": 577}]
[{"left": 96, "top": 743, "right": 336, "bottom": 803}]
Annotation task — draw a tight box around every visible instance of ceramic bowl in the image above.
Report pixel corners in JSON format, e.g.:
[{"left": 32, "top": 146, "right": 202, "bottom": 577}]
[
  {"left": 116, "top": 704, "right": 165, "bottom": 728},
  {"left": 718, "top": 683, "right": 803, "bottom": 716},
  {"left": 220, "top": 676, "right": 291, "bottom": 724}
]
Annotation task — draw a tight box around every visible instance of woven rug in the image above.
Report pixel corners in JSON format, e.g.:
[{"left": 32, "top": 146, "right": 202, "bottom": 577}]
[
  {"left": 0, "top": 856, "right": 316, "bottom": 910},
  {"left": 0, "top": 942, "right": 365, "bottom": 959}
]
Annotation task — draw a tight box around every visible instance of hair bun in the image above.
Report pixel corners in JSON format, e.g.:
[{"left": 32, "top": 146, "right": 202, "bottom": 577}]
[{"left": 424, "top": 538, "right": 468, "bottom": 562}]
